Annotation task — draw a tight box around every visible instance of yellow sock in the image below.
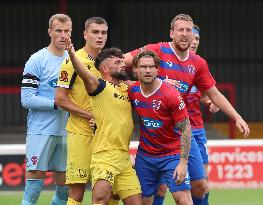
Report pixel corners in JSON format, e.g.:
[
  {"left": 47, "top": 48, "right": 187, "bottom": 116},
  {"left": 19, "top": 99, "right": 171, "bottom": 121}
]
[
  {"left": 109, "top": 199, "right": 120, "bottom": 205},
  {"left": 67, "top": 197, "right": 82, "bottom": 205}
]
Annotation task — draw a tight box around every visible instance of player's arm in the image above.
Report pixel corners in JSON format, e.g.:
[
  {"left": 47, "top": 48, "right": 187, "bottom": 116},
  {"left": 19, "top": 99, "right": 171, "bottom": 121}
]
[
  {"left": 174, "top": 117, "right": 191, "bottom": 184},
  {"left": 200, "top": 94, "right": 219, "bottom": 113},
  {"left": 21, "top": 59, "right": 57, "bottom": 110},
  {"left": 177, "top": 117, "right": 191, "bottom": 163},
  {"left": 55, "top": 87, "right": 93, "bottom": 120},
  {"left": 124, "top": 52, "right": 133, "bottom": 67},
  {"left": 204, "top": 86, "right": 250, "bottom": 137},
  {"left": 65, "top": 37, "right": 99, "bottom": 94}
]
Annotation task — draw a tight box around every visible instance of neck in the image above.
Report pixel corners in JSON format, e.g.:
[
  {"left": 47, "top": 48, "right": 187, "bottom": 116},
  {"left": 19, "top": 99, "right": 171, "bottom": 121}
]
[
  {"left": 84, "top": 44, "right": 101, "bottom": 59},
  {"left": 141, "top": 78, "right": 161, "bottom": 96},
  {"left": 47, "top": 43, "right": 65, "bottom": 57},
  {"left": 171, "top": 42, "right": 188, "bottom": 60},
  {"left": 103, "top": 74, "right": 121, "bottom": 85}
]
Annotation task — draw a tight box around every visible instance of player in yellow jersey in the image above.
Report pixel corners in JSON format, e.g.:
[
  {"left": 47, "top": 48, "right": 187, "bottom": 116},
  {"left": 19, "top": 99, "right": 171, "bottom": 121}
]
[
  {"left": 64, "top": 37, "right": 142, "bottom": 205},
  {"left": 55, "top": 17, "right": 108, "bottom": 205}
]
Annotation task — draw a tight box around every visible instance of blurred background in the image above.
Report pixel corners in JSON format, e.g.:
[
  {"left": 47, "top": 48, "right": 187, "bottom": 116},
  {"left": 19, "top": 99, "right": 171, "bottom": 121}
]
[
  {"left": 0, "top": 0, "right": 263, "bottom": 203},
  {"left": 1, "top": 0, "right": 263, "bottom": 142}
]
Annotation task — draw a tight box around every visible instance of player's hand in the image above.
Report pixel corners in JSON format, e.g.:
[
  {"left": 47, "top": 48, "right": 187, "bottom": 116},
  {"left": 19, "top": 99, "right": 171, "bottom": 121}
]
[
  {"left": 89, "top": 118, "right": 97, "bottom": 133},
  {"left": 65, "top": 37, "right": 75, "bottom": 55},
  {"left": 164, "top": 76, "right": 180, "bottom": 89},
  {"left": 173, "top": 160, "right": 187, "bottom": 185},
  {"left": 209, "top": 103, "right": 219, "bottom": 113},
  {"left": 235, "top": 117, "right": 250, "bottom": 138}
]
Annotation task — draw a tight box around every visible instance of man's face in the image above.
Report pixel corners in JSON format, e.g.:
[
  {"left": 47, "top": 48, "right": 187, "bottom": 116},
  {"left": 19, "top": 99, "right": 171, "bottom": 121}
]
[
  {"left": 106, "top": 57, "right": 128, "bottom": 80},
  {"left": 190, "top": 32, "right": 200, "bottom": 53},
  {"left": 48, "top": 20, "right": 72, "bottom": 50},
  {"left": 170, "top": 20, "right": 193, "bottom": 51},
  {"left": 84, "top": 23, "right": 108, "bottom": 50},
  {"left": 136, "top": 57, "right": 158, "bottom": 84}
]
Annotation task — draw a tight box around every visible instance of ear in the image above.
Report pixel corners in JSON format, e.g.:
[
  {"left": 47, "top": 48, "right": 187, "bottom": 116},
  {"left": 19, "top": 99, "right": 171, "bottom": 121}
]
[
  {"left": 100, "top": 64, "right": 109, "bottom": 74},
  {"left": 48, "top": 28, "right": 52, "bottom": 38},
  {"left": 170, "top": 29, "right": 174, "bottom": 39},
  {"left": 83, "top": 30, "right": 87, "bottom": 41}
]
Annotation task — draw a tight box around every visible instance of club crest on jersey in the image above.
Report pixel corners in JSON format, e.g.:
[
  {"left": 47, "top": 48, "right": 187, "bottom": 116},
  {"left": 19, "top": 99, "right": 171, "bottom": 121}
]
[
  {"left": 152, "top": 100, "right": 161, "bottom": 110},
  {"left": 48, "top": 78, "right": 58, "bottom": 88},
  {"left": 59, "top": 71, "right": 68, "bottom": 82},
  {"left": 31, "top": 155, "right": 38, "bottom": 165},
  {"left": 141, "top": 117, "right": 163, "bottom": 129},
  {"left": 187, "top": 64, "right": 196, "bottom": 74},
  {"left": 178, "top": 95, "right": 185, "bottom": 110}
]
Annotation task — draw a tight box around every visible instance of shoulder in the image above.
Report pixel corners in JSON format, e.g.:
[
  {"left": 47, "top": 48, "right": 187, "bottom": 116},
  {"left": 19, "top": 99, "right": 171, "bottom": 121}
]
[{"left": 189, "top": 52, "right": 207, "bottom": 66}]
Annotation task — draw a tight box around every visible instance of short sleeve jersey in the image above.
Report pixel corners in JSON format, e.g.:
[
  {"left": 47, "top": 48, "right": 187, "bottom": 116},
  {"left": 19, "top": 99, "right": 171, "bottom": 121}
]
[
  {"left": 128, "top": 80, "right": 188, "bottom": 157},
  {"left": 57, "top": 48, "right": 102, "bottom": 135},
  {"left": 131, "top": 42, "right": 216, "bottom": 127},
  {"left": 90, "top": 79, "right": 134, "bottom": 153}
]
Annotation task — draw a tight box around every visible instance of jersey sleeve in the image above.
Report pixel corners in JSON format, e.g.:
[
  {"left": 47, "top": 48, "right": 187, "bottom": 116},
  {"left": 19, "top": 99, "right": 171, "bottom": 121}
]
[
  {"left": 57, "top": 57, "right": 76, "bottom": 89},
  {"left": 21, "top": 54, "right": 55, "bottom": 110},
  {"left": 194, "top": 58, "right": 216, "bottom": 92}
]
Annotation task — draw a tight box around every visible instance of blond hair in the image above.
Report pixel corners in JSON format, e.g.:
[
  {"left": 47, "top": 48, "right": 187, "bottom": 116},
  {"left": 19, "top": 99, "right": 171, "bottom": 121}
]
[
  {"left": 49, "top": 14, "right": 72, "bottom": 29},
  {"left": 170, "top": 14, "right": 193, "bottom": 30}
]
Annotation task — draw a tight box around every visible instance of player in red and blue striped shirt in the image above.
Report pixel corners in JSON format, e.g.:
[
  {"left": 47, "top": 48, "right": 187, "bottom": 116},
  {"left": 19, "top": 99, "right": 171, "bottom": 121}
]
[
  {"left": 129, "top": 50, "right": 192, "bottom": 205},
  {"left": 125, "top": 14, "right": 250, "bottom": 205}
]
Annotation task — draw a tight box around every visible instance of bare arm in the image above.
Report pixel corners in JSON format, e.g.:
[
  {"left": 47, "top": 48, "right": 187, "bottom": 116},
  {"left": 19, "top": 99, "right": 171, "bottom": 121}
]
[
  {"left": 55, "top": 87, "right": 93, "bottom": 120},
  {"left": 124, "top": 52, "right": 133, "bottom": 67},
  {"left": 173, "top": 117, "right": 191, "bottom": 184},
  {"left": 204, "top": 86, "right": 250, "bottom": 137},
  {"left": 200, "top": 94, "right": 219, "bottom": 113},
  {"left": 65, "top": 37, "right": 99, "bottom": 94},
  {"left": 176, "top": 117, "right": 191, "bottom": 162}
]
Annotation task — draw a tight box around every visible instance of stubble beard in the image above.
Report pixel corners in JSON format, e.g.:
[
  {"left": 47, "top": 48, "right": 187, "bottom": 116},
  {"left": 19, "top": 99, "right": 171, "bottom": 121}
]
[{"left": 111, "top": 71, "right": 129, "bottom": 81}]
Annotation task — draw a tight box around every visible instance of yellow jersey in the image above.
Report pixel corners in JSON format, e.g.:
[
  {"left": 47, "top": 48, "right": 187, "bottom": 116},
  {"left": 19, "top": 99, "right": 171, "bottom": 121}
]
[
  {"left": 57, "top": 48, "right": 101, "bottom": 135},
  {"left": 90, "top": 79, "right": 134, "bottom": 153}
]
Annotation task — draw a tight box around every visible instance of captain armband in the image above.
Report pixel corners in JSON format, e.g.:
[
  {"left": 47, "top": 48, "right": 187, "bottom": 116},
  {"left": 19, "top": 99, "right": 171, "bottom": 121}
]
[{"left": 21, "top": 73, "right": 40, "bottom": 89}]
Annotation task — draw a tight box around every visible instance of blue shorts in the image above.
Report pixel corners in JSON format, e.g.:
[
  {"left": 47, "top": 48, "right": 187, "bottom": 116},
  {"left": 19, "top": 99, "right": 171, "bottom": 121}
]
[
  {"left": 188, "top": 136, "right": 206, "bottom": 181},
  {"left": 135, "top": 152, "right": 190, "bottom": 197},
  {"left": 26, "top": 134, "right": 67, "bottom": 171},
  {"left": 192, "top": 128, "right": 208, "bottom": 165}
]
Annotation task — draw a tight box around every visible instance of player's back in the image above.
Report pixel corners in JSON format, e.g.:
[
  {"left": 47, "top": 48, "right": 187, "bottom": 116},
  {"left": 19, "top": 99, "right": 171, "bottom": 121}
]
[
  {"left": 90, "top": 80, "right": 134, "bottom": 153},
  {"left": 57, "top": 48, "right": 101, "bottom": 135}
]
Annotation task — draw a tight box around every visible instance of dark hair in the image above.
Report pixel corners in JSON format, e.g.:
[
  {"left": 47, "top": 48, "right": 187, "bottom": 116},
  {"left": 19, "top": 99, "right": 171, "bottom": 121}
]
[
  {"left": 132, "top": 50, "right": 160, "bottom": 68},
  {"left": 95, "top": 47, "right": 124, "bottom": 70},
  {"left": 85, "top": 17, "right": 108, "bottom": 30}
]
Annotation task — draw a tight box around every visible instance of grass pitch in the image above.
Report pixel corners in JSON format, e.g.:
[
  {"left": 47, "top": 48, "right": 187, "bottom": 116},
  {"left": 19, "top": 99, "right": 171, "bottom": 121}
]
[{"left": 0, "top": 189, "right": 262, "bottom": 204}]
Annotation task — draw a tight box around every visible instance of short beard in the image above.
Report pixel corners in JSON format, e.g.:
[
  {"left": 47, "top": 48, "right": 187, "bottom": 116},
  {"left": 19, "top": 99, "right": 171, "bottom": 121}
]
[{"left": 111, "top": 71, "right": 129, "bottom": 81}]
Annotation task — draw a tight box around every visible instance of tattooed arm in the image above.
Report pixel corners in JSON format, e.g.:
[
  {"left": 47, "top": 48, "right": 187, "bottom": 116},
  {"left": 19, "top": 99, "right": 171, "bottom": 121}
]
[{"left": 173, "top": 117, "right": 192, "bottom": 184}]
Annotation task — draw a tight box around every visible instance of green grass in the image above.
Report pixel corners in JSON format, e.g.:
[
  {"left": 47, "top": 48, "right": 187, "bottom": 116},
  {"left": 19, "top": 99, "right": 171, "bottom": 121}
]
[{"left": 0, "top": 189, "right": 262, "bottom": 204}]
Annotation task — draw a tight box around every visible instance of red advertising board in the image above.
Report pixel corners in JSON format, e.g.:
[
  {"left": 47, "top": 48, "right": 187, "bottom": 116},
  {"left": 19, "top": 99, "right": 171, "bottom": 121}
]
[
  {"left": 1, "top": 140, "right": 263, "bottom": 190},
  {"left": 129, "top": 140, "right": 263, "bottom": 189}
]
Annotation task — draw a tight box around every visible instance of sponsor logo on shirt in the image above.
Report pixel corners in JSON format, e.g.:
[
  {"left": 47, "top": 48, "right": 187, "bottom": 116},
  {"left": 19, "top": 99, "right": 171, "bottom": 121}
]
[
  {"left": 48, "top": 78, "right": 58, "bottom": 88},
  {"left": 59, "top": 71, "right": 68, "bottom": 82},
  {"left": 141, "top": 117, "right": 163, "bottom": 129}
]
